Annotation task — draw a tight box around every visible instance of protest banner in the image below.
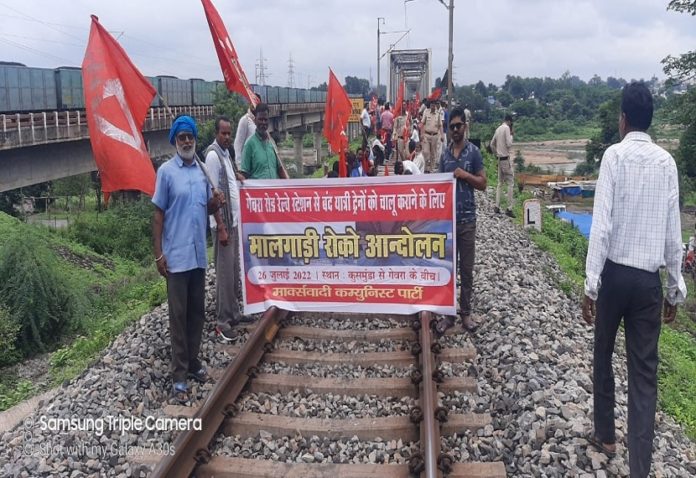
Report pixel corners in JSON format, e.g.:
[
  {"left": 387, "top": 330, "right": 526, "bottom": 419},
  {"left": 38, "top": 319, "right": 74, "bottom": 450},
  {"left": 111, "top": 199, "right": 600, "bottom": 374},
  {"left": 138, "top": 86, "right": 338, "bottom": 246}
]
[{"left": 238, "top": 174, "right": 456, "bottom": 315}]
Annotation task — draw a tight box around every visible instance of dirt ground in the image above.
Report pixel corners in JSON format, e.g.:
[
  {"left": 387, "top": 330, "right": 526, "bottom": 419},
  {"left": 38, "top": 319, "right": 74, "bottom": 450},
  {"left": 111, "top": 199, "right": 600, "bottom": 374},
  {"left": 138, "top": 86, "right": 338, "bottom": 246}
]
[{"left": 515, "top": 139, "right": 588, "bottom": 170}]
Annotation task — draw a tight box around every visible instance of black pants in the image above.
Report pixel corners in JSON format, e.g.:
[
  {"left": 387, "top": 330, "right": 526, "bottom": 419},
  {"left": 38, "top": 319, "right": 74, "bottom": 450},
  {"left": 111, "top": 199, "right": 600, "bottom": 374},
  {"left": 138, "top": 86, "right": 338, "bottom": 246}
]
[
  {"left": 166, "top": 268, "right": 206, "bottom": 383},
  {"left": 594, "top": 260, "right": 662, "bottom": 478},
  {"left": 456, "top": 221, "right": 476, "bottom": 317}
]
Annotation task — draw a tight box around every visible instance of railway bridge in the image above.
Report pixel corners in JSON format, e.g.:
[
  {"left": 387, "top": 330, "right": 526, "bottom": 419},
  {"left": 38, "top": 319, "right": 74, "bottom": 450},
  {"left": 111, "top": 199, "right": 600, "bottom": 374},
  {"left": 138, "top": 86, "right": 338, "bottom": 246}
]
[{"left": 0, "top": 102, "right": 333, "bottom": 193}]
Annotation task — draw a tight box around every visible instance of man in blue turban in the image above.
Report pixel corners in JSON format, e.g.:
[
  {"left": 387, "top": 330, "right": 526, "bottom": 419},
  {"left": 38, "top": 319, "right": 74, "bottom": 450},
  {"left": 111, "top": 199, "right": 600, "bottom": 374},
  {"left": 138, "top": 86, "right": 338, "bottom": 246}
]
[{"left": 152, "top": 115, "right": 224, "bottom": 404}]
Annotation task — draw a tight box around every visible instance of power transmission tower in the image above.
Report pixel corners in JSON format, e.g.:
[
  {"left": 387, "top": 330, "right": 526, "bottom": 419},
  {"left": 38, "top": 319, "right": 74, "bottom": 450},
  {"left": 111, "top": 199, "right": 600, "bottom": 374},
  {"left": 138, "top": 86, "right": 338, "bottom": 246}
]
[
  {"left": 287, "top": 53, "right": 295, "bottom": 88},
  {"left": 255, "top": 48, "right": 270, "bottom": 86}
]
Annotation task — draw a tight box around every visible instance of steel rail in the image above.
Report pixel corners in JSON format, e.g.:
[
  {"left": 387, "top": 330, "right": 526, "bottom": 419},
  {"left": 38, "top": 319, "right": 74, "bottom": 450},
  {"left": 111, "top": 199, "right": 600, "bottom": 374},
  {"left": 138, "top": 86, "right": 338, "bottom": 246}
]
[
  {"left": 150, "top": 306, "right": 286, "bottom": 478},
  {"left": 419, "top": 311, "right": 441, "bottom": 478}
]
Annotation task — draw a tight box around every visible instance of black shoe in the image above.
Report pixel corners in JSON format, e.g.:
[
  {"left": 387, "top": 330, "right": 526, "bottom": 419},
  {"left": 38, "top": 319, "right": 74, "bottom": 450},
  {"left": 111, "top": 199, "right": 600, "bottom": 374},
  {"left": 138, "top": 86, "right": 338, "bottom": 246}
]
[
  {"left": 494, "top": 206, "right": 501, "bottom": 214},
  {"left": 215, "top": 323, "right": 237, "bottom": 342},
  {"left": 237, "top": 315, "right": 255, "bottom": 324},
  {"left": 505, "top": 209, "right": 516, "bottom": 218}
]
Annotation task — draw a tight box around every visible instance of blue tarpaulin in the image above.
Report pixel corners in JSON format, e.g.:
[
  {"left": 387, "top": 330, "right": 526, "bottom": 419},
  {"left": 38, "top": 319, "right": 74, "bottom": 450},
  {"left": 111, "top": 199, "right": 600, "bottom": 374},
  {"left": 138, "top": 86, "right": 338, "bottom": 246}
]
[{"left": 557, "top": 211, "right": 592, "bottom": 238}]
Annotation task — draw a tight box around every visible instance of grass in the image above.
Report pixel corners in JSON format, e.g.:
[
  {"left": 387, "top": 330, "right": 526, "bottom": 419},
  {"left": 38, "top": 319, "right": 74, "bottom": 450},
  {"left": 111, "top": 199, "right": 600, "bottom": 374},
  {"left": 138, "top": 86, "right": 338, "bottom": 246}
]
[
  {"left": 0, "top": 211, "right": 167, "bottom": 411},
  {"left": 503, "top": 172, "right": 696, "bottom": 440}
]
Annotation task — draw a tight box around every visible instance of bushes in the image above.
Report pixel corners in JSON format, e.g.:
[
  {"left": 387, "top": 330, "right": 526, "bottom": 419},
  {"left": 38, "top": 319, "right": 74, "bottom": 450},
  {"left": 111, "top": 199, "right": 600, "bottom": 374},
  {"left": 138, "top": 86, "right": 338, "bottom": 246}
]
[
  {"left": 0, "top": 231, "right": 84, "bottom": 355},
  {"left": 69, "top": 199, "right": 154, "bottom": 264},
  {"left": 0, "top": 307, "right": 21, "bottom": 366}
]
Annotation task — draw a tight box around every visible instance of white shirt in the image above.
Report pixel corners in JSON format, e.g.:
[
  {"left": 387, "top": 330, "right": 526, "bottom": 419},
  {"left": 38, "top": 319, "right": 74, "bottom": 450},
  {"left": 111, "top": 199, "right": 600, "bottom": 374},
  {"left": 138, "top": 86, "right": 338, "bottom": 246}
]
[
  {"left": 361, "top": 108, "right": 371, "bottom": 128},
  {"left": 233, "top": 110, "right": 256, "bottom": 168},
  {"left": 584, "top": 131, "right": 686, "bottom": 305},
  {"left": 412, "top": 152, "right": 425, "bottom": 172},
  {"left": 402, "top": 160, "right": 422, "bottom": 175},
  {"left": 491, "top": 122, "right": 513, "bottom": 158},
  {"left": 205, "top": 140, "right": 240, "bottom": 228},
  {"left": 410, "top": 126, "right": 419, "bottom": 143}
]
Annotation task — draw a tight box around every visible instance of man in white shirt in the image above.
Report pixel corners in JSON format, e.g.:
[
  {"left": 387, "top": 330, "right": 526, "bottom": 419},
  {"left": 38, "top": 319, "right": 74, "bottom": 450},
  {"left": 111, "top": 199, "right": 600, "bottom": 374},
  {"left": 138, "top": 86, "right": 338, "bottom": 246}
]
[
  {"left": 233, "top": 94, "right": 261, "bottom": 168},
  {"left": 205, "top": 116, "right": 251, "bottom": 341},
  {"left": 360, "top": 103, "right": 371, "bottom": 148},
  {"left": 582, "top": 83, "right": 686, "bottom": 478},
  {"left": 394, "top": 159, "right": 422, "bottom": 175},
  {"left": 490, "top": 114, "right": 515, "bottom": 217}
]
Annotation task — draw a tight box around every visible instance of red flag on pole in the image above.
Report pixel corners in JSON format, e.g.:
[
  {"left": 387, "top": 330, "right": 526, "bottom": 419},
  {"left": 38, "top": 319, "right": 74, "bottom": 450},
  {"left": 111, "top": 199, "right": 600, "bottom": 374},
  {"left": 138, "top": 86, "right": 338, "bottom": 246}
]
[
  {"left": 393, "top": 79, "right": 405, "bottom": 117},
  {"left": 428, "top": 87, "right": 442, "bottom": 101},
  {"left": 82, "top": 15, "right": 156, "bottom": 203},
  {"left": 201, "top": 0, "right": 257, "bottom": 106},
  {"left": 323, "top": 68, "right": 352, "bottom": 177}
]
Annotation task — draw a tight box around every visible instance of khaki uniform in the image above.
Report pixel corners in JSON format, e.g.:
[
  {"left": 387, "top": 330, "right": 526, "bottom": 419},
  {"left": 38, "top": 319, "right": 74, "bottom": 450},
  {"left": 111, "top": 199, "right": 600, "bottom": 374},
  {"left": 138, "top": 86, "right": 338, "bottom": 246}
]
[
  {"left": 392, "top": 115, "right": 409, "bottom": 161},
  {"left": 490, "top": 122, "right": 514, "bottom": 210},
  {"left": 421, "top": 109, "right": 442, "bottom": 172}
]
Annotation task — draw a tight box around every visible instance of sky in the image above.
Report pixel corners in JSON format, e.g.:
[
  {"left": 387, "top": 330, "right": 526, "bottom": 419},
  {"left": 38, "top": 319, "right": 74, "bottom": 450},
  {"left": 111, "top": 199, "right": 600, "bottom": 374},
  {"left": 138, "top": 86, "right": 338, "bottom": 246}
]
[{"left": 0, "top": 0, "right": 694, "bottom": 89}]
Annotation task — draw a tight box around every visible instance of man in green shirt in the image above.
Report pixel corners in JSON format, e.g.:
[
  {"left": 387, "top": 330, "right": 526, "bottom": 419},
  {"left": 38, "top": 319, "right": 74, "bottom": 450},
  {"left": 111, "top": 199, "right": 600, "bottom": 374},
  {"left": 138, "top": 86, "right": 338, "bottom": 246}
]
[{"left": 240, "top": 103, "right": 289, "bottom": 180}]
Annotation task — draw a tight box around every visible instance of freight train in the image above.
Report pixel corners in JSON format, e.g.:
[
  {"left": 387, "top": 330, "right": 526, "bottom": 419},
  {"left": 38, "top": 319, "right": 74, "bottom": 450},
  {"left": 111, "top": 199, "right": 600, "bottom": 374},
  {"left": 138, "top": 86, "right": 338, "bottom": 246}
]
[{"left": 0, "top": 62, "right": 327, "bottom": 113}]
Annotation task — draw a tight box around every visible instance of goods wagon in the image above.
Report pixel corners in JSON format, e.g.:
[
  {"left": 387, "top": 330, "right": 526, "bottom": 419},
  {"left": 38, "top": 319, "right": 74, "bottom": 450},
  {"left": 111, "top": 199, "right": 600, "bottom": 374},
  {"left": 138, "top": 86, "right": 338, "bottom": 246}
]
[
  {"left": 0, "top": 63, "right": 57, "bottom": 112},
  {"left": 55, "top": 67, "right": 84, "bottom": 109},
  {"left": 157, "top": 76, "right": 192, "bottom": 107}
]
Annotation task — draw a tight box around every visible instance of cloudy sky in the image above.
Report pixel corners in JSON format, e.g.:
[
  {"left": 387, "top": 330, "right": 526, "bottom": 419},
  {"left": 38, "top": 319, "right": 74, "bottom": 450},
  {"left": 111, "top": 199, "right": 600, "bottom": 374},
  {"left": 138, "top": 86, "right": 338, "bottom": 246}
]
[{"left": 1, "top": 0, "right": 694, "bottom": 88}]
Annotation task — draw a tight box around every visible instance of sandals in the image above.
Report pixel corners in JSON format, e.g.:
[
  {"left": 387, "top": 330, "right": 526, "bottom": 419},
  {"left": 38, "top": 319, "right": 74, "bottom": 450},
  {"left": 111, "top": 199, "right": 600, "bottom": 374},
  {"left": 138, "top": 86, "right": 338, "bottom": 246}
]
[
  {"left": 188, "top": 367, "right": 210, "bottom": 384},
  {"left": 171, "top": 382, "right": 190, "bottom": 405},
  {"left": 586, "top": 432, "right": 617, "bottom": 458}
]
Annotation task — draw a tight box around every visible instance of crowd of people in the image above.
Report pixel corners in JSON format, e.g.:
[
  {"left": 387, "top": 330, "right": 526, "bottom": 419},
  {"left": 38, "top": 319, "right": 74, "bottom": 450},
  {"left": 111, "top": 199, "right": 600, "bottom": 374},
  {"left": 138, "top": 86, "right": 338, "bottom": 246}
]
[
  {"left": 149, "top": 82, "right": 684, "bottom": 478},
  {"left": 337, "top": 96, "right": 474, "bottom": 178}
]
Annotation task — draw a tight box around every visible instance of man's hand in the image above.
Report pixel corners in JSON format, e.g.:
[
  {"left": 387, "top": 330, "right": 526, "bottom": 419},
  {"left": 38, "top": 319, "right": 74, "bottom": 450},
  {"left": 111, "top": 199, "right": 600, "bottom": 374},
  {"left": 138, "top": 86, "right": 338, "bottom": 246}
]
[
  {"left": 209, "top": 189, "right": 226, "bottom": 212},
  {"left": 582, "top": 295, "right": 595, "bottom": 326},
  {"left": 453, "top": 167, "right": 468, "bottom": 181},
  {"left": 217, "top": 226, "right": 229, "bottom": 247},
  {"left": 235, "top": 172, "right": 245, "bottom": 183},
  {"left": 156, "top": 256, "right": 168, "bottom": 278},
  {"left": 663, "top": 298, "right": 678, "bottom": 324}
]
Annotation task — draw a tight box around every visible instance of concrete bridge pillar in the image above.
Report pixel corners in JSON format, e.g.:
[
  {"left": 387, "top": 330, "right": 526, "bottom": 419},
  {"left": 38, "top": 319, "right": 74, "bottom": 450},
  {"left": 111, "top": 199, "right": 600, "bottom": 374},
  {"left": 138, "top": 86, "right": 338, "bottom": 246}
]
[
  {"left": 314, "top": 131, "right": 322, "bottom": 166},
  {"left": 292, "top": 131, "right": 304, "bottom": 165}
]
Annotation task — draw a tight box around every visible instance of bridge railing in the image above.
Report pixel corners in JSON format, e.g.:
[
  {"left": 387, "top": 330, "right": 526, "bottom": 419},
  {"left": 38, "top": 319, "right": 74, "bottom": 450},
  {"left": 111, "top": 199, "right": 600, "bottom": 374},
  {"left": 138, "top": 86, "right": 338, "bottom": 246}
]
[{"left": 0, "top": 102, "right": 327, "bottom": 151}]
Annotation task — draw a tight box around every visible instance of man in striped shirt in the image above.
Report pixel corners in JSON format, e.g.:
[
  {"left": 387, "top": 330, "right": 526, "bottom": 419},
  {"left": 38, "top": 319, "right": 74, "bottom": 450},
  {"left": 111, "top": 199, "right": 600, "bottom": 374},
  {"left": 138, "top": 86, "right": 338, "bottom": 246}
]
[{"left": 582, "top": 82, "right": 687, "bottom": 477}]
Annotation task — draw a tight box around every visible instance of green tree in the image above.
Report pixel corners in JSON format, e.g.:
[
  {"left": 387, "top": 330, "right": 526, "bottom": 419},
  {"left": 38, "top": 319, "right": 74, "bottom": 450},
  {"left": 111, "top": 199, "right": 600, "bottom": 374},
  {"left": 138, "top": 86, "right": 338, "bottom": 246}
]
[
  {"left": 585, "top": 93, "right": 621, "bottom": 165},
  {"left": 52, "top": 173, "right": 93, "bottom": 210},
  {"left": 514, "top": 150, "right": 525, "bottom": 172},
  {"left": 344, "top": 76, "right": 370, "bottom": 96}
]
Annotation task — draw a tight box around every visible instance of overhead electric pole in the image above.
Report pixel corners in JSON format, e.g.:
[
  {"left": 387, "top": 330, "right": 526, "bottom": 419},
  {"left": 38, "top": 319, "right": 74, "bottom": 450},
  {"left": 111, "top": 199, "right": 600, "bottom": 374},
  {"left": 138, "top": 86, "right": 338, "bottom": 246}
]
[{"left": 287, "top": 52, "right": 295, "bottom": 88}]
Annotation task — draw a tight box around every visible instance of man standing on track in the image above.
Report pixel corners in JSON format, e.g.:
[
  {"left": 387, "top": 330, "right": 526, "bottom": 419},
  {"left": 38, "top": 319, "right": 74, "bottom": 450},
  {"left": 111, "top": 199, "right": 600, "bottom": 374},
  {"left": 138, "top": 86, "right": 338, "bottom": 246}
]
[
  {"left": 438, "top": 107, "right": 486, "bottom": 333},
  {"left": 205, "top": 116, "right": 252, "bottom": 342},
  {"left": 152, "top": 115, "right": 225, "bottom": 404},
  {"left": 490, "top": 114, "right": 515, "bottom": 217},
  {"left": 380, "top": 102, "right": 395, "bottom": 162},
  {"left": 582, "top": 82, "right": 686, "bottom": 478},
  {"left": 421, "top": 100, "right": 442, "bottom": 173}
]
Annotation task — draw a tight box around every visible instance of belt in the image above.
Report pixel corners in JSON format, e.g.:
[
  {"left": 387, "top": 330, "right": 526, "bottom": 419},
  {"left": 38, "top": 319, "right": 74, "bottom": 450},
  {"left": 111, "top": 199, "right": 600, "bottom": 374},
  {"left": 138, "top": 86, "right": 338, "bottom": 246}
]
[{"left": 425, "top": 131, "right": 439, "bottom": 135}]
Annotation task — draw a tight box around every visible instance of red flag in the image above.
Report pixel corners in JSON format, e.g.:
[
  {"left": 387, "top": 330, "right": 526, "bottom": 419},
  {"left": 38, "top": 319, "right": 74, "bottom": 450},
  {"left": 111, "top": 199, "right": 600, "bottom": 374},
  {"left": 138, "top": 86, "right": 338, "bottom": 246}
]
[
  {"left": 82, "top": 15, "right": 156, "bottom": 203},
  {"left": 393, "top": 79, "right": 405, "bottom": 117},
  {"left": 428, "top": 87, "right": 442, "bottom": 101},
  {"left": 201, "top": 0, "right": 257, "bottom": 106},
  {"left": 323, "top": 68, "right": 352, "bottom": 177}
]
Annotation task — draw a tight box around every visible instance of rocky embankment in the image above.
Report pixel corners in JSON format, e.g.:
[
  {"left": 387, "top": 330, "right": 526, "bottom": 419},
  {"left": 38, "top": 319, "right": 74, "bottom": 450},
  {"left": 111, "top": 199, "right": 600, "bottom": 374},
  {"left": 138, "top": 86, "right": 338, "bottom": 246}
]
[{"left": 0, "top": 190, "right": 694, "bottom": 477}]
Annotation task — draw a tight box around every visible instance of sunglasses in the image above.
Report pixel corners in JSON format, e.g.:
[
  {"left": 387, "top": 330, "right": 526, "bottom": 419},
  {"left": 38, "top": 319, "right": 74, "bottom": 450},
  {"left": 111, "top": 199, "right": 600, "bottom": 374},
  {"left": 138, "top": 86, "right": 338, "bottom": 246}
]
[
  {"left": 449, "top": 122, "right": 465, "bottom": 131},
  {"left": 176, "top": 133, "right": 195, "bottom": 142}
]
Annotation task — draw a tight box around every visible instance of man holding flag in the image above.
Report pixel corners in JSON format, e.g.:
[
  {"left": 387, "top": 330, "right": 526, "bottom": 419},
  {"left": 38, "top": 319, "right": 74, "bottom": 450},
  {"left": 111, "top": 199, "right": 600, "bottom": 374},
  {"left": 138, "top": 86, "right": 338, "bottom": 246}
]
[{"left": 152, "top": 116, "right": 226, "bottom": 404}]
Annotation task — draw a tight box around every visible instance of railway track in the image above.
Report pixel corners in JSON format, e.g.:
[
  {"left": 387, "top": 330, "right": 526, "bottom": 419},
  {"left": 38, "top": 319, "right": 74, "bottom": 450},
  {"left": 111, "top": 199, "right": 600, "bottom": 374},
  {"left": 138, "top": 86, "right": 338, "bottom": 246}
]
[{"left": 137, "top": 307, "right": 506, "bottom": 478}]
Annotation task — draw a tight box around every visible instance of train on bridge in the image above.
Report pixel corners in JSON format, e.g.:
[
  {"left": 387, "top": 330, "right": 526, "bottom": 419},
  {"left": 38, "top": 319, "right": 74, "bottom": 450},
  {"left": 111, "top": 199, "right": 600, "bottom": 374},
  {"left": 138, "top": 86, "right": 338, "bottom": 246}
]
[{"left": 0, "top": 62, "right": 327, "bottom": 113}]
